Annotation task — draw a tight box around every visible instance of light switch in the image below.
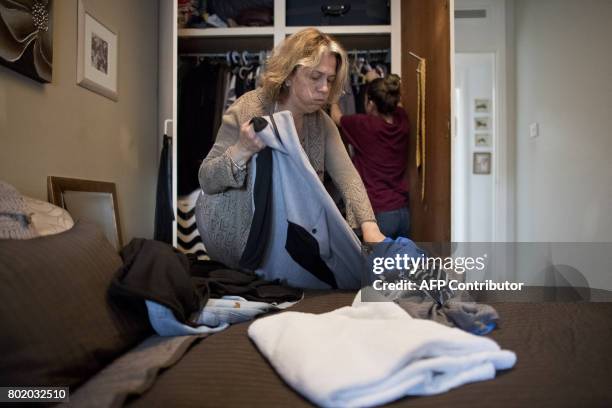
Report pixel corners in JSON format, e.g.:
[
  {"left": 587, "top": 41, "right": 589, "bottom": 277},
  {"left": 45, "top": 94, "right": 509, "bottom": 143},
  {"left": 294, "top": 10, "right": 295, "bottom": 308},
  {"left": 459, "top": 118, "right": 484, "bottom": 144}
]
[{"left": 530, "top": 123, "right": 539, "bottom": 138}]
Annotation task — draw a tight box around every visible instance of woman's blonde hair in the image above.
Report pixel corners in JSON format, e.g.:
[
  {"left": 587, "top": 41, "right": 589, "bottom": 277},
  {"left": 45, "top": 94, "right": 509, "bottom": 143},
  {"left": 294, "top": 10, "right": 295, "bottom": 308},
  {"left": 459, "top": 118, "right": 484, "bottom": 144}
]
[{"left": 260, "top": 28, "right": 348, "bottom": 103}]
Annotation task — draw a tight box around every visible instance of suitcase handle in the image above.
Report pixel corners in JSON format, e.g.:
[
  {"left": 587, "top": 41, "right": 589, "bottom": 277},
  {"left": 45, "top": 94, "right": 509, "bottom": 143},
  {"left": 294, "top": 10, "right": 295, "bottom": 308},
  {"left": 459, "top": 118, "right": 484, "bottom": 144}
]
[{"left": 321, "top": 4, "right": 351, "bottom": 17}]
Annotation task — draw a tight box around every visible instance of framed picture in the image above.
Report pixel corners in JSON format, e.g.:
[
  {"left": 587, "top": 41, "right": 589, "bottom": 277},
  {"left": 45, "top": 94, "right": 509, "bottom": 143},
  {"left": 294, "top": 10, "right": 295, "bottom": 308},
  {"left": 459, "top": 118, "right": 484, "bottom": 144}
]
[
  {"left": 473, "top": 152, "right": 492, "bottom": 175},
  {"left": 77, "top": 0, "right": 118, "bottom": 101},
  {"left": 474, "top": 117, "right": 490, "bottom": 131},
  {"left": 0, "top": 0, "right": 53, "bottom": 83},
  {"left": 474, "top": 98, "right": 490, "bottom": 113},
  {"left": 475, "top": 133, "right": 491, "bottom": 147},
  {"left": 47, "top": 176, "right": 123, "bottom": 250}
]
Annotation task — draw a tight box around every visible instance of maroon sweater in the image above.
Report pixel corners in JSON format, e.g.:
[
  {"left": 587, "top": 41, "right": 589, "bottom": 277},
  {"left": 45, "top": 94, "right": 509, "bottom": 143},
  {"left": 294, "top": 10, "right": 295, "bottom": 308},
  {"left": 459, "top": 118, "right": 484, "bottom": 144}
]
[{"left": 340, "top": 108, "right": 410, "bottom": 213}]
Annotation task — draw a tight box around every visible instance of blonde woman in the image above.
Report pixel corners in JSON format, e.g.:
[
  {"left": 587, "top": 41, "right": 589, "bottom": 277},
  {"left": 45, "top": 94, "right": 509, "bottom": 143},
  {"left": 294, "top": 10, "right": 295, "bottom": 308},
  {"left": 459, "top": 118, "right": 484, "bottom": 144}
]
[{"left": 196, "top": 28, "right": 385, "bottom": 273}]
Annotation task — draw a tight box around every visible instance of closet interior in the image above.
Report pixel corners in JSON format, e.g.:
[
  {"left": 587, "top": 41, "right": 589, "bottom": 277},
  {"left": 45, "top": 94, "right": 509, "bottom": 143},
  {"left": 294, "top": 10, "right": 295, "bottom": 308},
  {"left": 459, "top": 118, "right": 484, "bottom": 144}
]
[{"left": 158, "top": 0, "right": 403, "bottom": 254}]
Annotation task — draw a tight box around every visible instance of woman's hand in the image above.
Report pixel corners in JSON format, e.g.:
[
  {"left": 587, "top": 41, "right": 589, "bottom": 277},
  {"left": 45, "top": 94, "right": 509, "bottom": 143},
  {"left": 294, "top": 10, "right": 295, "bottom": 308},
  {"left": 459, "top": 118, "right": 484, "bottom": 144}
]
[
  {"left": 364, "top": 69, "right": 381, "bottom": 83},
  {"left": 361, "top": 221, "right": 386, "bottom": 243},
  {"left": 229, "top": 120, "right": 267, "bottom": 167}
]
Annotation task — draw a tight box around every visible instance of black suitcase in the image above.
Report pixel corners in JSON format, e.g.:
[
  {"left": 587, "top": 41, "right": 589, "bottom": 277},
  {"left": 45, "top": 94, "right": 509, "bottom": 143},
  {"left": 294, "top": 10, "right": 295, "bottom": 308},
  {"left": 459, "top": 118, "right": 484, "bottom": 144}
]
[{"left": 286, "top": 1, "right": 390, "bottom": 26}]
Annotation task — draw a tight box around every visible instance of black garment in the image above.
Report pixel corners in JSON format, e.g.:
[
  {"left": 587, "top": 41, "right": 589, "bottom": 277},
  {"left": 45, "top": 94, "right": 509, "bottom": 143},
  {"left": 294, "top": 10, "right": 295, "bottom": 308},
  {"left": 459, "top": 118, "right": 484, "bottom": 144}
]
[
  {"left": 190, "top": 263, "right": 303, "bottom": 304},
  {"left": 109, "top": 239, "right": 303, "bottom": 325},
  {"left": 353, "top": 84, "right": 366, "bottom": 114},
  {"left": 235, "top": 72, "right": 248, "bottom": 99},
  {"left": 154, "top": 135, "right": 174, "bottom": 244},
  {"left": 285, "top": 222, "right": 338, "bottom": 289},
  {"left": 239, "top": 146, "right": 273, "bottom": 270},
  {"left": 239, "top": 117, "right": 273, "bottom": 270},
  {"left": 110, "top": 239, "right": 205, "bottom": 325},
  {"left": 178, "top": 61, "right": 229, "bottom": 195}
]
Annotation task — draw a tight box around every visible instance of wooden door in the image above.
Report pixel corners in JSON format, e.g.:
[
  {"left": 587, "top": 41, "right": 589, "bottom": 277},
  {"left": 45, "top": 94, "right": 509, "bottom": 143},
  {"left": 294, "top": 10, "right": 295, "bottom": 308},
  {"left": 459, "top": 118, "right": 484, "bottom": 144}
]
[{"left": 401, "top": 0, "right": 452, "bottom": 242}]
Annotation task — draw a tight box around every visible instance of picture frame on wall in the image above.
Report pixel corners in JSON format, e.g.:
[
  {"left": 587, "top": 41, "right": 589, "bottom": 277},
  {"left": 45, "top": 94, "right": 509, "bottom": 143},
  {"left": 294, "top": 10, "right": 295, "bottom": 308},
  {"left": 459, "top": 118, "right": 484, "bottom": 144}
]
[
  {"left": 475, "top": 133, "right": 491, "bottom": 147},
  {"left": 77, "top": 0, "right": 118, "bottom": 101},
  {"left": 474, "top": 117, "right": 490, "bottom": 131},
  {"left": 474, "top": 98, "right": 490, "bottom": 113},
  {"left": 473, "top": 152, "right": 492, "bottom": 175},
  {"left": 0, "top": 0, "right": 54, "bottom": 83}
]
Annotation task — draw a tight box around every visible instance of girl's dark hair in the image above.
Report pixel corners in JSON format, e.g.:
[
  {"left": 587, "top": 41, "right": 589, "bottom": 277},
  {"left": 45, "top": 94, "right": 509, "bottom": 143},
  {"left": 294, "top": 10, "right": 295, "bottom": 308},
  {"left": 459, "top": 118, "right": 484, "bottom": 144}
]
[{"left": 366, "top": 74, "right": 401, "bottom": 114}]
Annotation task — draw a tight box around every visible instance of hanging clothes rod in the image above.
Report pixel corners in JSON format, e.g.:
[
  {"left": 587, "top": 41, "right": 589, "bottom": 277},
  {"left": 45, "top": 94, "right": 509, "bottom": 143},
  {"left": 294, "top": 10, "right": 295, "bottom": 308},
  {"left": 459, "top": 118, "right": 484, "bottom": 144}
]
[
  {"left": 347, "top": 48, "right": 390, "bottom": 56},
  {"left": 180, "top": 52, "right": 264, "bottom": 58}
]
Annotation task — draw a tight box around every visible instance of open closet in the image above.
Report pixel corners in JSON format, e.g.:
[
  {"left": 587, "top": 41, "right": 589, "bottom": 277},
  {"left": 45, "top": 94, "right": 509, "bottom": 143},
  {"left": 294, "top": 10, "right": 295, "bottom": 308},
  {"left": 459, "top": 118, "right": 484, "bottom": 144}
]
[{"left": 158, "top": 0, "right": 452, "bottom": 254}]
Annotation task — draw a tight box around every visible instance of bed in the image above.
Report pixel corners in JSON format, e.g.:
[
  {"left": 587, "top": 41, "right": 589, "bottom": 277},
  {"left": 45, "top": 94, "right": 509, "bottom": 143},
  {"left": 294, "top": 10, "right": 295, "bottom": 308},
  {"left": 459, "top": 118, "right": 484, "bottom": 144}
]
[
  {"left": 2, "top": 218, "right": 611, "bottom": 407},
  {"left": 124, "top": 289, "right": 612, "bottom": 408}
]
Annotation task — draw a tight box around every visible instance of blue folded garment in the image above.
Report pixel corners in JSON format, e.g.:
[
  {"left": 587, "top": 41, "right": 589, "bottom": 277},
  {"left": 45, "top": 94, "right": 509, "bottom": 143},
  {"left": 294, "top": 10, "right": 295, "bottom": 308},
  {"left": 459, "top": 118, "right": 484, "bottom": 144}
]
[
  {"left": 145, "top": 300, "right": 229, "bottom": 336},
  {"left": 369, "top": 236, "right": 453, "bottom": 304}
]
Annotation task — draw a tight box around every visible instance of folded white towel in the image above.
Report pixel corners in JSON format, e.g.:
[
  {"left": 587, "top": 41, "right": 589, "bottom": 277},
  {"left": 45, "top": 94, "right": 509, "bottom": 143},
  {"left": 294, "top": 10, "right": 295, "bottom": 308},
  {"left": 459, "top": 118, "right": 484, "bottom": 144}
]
[{"left": 248, "top": 298, "right": 516, "bottom": 408}]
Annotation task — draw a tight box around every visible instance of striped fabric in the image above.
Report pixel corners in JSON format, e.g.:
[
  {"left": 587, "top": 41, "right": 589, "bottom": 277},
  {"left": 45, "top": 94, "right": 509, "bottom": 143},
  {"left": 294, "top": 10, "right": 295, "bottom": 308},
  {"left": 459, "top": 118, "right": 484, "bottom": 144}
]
[{"left": 177, "top": 190, "right": 208, "bottom": 260}]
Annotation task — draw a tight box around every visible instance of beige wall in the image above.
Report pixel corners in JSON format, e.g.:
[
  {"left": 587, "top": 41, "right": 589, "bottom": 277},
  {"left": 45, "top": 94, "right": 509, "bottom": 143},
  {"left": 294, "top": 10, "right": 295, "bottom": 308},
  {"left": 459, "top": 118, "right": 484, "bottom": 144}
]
[
  {"left": 514, "top": 0, "right": 612, "bottom": 242},
  {"left": 0, "top": 0, "right": 159, "bottom": 241}
]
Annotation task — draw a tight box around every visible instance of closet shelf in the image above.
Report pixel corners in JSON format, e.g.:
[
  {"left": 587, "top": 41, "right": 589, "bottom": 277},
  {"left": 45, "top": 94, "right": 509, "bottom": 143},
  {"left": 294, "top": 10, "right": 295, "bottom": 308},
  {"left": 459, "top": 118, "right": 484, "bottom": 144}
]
[
  {"left": 179, "top": 27, "right": 275, "bottom": 38},
  {"left": 285, "top": 25, "right": 392, "bottom": 35},
  {"left": 179, "top": 25, "right": 393, "bottom": 39}
]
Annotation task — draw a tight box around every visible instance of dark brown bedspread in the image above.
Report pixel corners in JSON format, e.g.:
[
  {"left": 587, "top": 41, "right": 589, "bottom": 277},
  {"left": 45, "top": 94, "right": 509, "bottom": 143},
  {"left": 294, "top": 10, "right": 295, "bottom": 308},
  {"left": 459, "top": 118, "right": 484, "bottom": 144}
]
[{"left": 127, "top": 290, "right": 612, "bottom": 408}]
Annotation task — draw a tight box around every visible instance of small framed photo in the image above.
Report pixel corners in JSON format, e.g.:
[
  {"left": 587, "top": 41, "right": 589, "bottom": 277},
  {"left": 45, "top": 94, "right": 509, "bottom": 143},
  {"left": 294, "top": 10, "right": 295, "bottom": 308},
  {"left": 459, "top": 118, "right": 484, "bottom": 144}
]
[
  {"left": 475, "top": 133, "right": 491, "bottom": 147},
  {"left": 474, "top": 117, "right": 490, "bottom": 131},
  {"left": 475, "top": 99, "right": 490, "bottom": 113},
  {"left": 77, "top": 0, "right": 118, "bottom": 101},
  {"left": 473, "top": 152, "right": 492, "bottom": 175}
]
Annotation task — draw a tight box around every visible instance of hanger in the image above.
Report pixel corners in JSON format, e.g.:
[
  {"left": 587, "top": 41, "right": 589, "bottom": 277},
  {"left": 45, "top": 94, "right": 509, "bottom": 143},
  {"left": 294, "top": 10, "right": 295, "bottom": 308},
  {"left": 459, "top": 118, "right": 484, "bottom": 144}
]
[{"left": 409, "top": 51, "right": 424, "bottom": 61}]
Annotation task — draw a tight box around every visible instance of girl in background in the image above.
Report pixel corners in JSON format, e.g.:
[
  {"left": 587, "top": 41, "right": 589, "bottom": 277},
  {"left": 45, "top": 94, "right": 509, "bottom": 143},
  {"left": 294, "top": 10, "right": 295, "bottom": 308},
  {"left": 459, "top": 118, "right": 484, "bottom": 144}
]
[{"left": 331, "top": 73, "right": 411, "bottom": 239}]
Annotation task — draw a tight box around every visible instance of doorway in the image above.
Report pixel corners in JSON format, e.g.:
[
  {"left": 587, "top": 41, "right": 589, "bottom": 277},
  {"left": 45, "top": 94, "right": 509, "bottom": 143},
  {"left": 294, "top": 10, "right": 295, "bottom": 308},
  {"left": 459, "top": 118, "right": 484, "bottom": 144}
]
[{"left": 453, "top": 52, "right": 495, "bottom": 242}]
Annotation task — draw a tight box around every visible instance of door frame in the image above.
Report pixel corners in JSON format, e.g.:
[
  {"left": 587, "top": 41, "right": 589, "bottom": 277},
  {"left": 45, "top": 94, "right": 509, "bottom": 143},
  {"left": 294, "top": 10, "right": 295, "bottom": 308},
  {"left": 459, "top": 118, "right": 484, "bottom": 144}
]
[{"left": 450, "top": 0, "right": 514, "bottom": 243}]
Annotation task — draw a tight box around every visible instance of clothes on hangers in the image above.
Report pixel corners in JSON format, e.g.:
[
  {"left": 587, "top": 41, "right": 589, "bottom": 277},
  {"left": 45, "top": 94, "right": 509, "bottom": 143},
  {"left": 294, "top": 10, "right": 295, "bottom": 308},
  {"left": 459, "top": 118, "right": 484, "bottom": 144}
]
[
  {"left": 178, "top": 51, "right": 265, "bottom": 196},
  {"left": 347, "top": 51, "right": 391, "bottom": 114},
  {"left": 177, "top": 59, "right": 229, "bottom": 195},
  {"left": 337, "top": 79, "right": 356, "bottom": 117}
]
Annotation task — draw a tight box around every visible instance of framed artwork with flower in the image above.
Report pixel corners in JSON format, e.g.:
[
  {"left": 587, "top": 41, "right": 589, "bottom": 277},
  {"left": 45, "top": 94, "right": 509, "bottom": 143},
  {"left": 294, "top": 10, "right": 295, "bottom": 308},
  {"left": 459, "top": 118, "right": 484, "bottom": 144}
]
[
  {"left": 77, "top": 0, "right": 118, "bottom": 101},
  {"left": 0, "top": 0, "right": 53, "bottom": 83}
]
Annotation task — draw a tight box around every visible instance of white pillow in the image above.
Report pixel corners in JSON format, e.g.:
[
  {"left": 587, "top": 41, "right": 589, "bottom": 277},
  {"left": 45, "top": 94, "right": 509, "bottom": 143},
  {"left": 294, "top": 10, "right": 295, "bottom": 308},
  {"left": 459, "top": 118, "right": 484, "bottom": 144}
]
[{"left": 24, "top": 196, "right": 74, "bottom": 236}]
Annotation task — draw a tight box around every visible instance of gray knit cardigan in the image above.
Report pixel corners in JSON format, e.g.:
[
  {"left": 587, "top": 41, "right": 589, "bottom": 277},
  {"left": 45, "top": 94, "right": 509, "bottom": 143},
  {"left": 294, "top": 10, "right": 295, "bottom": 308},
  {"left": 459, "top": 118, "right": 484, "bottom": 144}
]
[{"left": 195, "top": 88, "right": 375, "bottom": 269}]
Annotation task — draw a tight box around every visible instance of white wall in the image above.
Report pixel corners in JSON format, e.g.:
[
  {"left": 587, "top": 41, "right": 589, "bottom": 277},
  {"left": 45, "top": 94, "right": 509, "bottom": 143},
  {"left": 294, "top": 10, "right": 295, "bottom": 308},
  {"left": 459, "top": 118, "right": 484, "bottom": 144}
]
[
  {"left": 514, "top": 0, "right": 612, "bottom": 242},
  {"left": 455, "top": 0, "right": 612, "bottom": 289},
  {"left": 0, "top": 0, "right": 159, "bottom": 242}
]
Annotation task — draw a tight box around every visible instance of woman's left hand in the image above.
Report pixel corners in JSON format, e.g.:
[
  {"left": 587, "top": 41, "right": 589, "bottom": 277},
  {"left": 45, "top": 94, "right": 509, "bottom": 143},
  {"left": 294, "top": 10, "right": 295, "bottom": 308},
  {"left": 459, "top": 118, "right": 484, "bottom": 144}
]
[
  {"left": 364, "top": 69, "right": 381, "bottom": 83},
  {"left": 361, "top": 221, "right": 386, "bottom": 243}
]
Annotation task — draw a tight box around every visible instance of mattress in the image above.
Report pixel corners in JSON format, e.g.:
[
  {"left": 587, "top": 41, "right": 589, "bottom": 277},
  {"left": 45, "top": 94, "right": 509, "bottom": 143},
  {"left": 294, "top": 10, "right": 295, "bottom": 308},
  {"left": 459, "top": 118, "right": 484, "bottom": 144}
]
[{"left": 125, "top": 289, "right": 612, "bottom": 407}]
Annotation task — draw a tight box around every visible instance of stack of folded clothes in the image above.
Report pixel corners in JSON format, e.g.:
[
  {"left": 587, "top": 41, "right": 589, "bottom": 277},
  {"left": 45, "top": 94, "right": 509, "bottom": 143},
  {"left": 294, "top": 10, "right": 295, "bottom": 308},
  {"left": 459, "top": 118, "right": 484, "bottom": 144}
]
[
  {"left": 110, "top": 238, "right": 303, "bottom": 336},
  {"left": 248, "top": 291, "right": 516, "bottom": 408}
]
